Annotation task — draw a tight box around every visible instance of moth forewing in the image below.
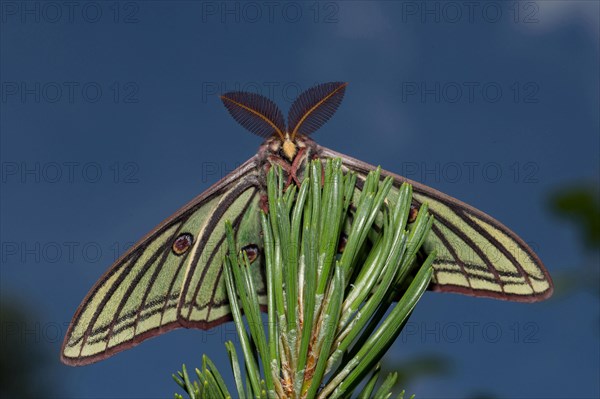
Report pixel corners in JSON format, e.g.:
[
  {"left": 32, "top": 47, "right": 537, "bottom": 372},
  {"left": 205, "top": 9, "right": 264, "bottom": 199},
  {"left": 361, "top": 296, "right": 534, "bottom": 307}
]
[{"left": 61, "top": 157, "right": 267, "bottom": 366}]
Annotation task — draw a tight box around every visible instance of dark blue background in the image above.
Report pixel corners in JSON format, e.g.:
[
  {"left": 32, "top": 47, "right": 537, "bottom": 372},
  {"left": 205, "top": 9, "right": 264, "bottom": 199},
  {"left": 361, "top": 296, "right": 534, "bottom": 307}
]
[{"left": 1, "top": 1, "right": 598, "bottom": 398}]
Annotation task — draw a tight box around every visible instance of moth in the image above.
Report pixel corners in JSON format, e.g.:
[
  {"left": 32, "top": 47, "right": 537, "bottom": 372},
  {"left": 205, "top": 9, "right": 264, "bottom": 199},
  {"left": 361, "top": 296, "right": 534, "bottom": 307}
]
[{"left": 61, "top": 82, "right": 553, "bottom": 366}]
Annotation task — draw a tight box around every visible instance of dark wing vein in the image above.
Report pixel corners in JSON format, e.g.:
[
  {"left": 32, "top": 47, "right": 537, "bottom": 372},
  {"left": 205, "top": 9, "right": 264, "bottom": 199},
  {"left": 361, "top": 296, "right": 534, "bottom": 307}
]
[
  {"left": 413, "top": 197, "right": 506, "bottom": 291},
  {"left": 104, "top": 239, "right": 172, "bottom": 349},
  {"left": 86, "top": 293, "right": 180, "bottom": 345},
  {"left": 429, "top": 223, "right": 473, "bottom": 289},
  {"left": 130, "top": 218, "right": 190, "bottom": 336},
  {"left": 460, "top": 210, "right": 534, "bottom": 288},
  {"left": 180, "top": 179, "right": 259, "bottom": 320},
  {"left": 205, "top": 188, "right": 258, "bottom": 321},
  {"left": 158, "top": 251, "right": 191, "bottom": 325},
  {"left": 79, "top": 248, "right": 147, "bottom": 356}
]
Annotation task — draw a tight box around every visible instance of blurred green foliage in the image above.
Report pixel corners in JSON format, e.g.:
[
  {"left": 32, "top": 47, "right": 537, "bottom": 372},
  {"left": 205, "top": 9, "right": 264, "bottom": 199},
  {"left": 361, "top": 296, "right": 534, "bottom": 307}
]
[
  {"left": 549, "top": 184, "right": 600, "bottom": 298},
  {"left": 0, "top": 300, "right": 60, "bottom": 399},
  {"left": 550, "top": 185, "right": 600, "bottom": 249}
]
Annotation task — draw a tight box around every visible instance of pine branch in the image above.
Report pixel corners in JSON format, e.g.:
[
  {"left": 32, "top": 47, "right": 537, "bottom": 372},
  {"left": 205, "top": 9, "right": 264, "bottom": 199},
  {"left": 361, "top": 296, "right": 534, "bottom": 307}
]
[{"left": 174, "top": 158, "right": 434, "bottom": 399}]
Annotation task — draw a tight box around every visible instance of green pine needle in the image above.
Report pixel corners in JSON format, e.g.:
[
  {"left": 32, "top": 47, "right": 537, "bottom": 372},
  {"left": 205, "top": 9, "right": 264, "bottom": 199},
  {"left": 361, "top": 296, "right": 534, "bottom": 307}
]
[{"left": 174, "top": 158, "right": 434, "bottom": 399}]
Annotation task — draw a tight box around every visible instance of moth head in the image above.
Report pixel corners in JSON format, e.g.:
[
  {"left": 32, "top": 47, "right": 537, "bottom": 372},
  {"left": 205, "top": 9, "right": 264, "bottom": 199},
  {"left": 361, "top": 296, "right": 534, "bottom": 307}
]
[
  {"left": 282, "top": 133, "right": 297, "bottom": 161},
  {"left": 220, "top": 82, "right": 348, "bottom": 161}
]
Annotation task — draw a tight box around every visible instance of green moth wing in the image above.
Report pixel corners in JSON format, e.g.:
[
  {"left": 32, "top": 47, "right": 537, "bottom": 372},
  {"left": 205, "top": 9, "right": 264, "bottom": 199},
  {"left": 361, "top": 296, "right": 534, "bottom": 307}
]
[
  {"left": 61, "top": 157, "right": 266, "bottom": 366},
  {"left": 319, "top": 145, "right": 553, "bottom": 302}
]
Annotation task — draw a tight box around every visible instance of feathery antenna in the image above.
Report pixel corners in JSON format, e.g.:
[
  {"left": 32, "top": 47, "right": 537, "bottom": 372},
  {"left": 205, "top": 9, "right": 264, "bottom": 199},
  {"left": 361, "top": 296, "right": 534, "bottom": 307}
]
[
  {"left": 288, "top": 82, "right": 348, "bottom": 139},
  {"left": 221, "top": 91, "right": 286, "bottom": 140}
]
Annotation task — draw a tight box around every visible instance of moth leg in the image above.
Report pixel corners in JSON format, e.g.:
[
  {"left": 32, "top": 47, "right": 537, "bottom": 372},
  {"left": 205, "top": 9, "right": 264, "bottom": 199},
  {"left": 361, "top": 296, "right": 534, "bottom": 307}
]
[
  {"left": 267, "top": 155, "right": 293, "bottom": 176},
  {"left": 286, "top": 147, "right": 306, "bottom": 187},
  {"left": 267, "top": 147, "right": 306, "bottom": 187},
  {"left": 260, "top": 195, "right": 269, "bottom": 213}
]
